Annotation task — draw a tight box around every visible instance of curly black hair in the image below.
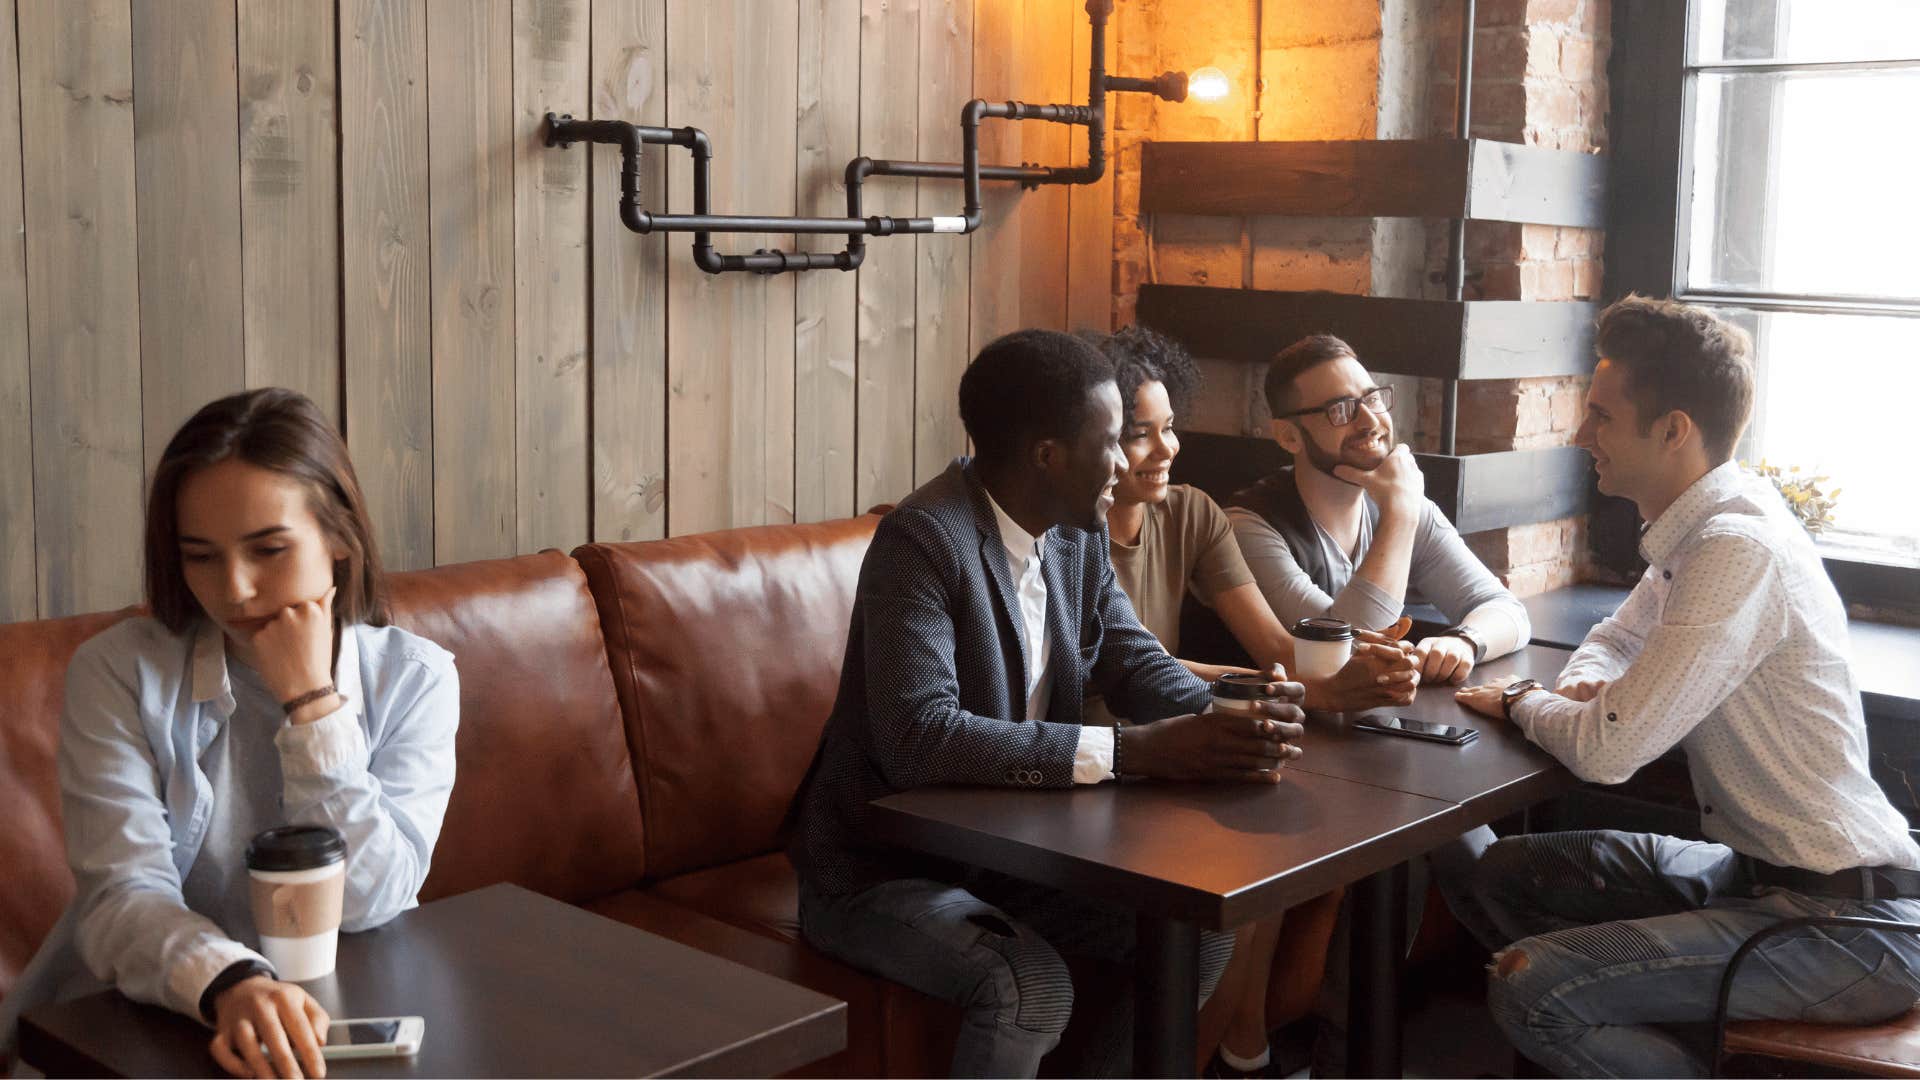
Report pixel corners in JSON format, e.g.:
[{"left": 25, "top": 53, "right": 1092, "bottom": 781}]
[{"left": 1082, "top": 324, "right": 1204, "bottom": 427}]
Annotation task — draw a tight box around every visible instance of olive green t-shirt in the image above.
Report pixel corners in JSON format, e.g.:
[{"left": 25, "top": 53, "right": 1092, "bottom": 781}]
[{"left": 1108, "top": 484, "right": 1256, "bottom": 655}]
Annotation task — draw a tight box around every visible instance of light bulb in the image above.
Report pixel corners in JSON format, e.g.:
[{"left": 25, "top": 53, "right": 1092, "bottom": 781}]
[{"left": 1188, "top": 66, "right": 1230, "bottom": 102}]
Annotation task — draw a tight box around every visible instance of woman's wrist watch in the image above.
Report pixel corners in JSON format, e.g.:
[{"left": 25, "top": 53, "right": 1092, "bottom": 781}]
[{"left": 1501, "top": 678, "right": 1543, "bottom": 721}]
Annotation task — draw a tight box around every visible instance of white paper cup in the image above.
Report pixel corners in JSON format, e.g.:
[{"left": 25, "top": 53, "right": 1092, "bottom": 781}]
[
  {"left": 247, "top": 826, "right": 347, "bottom": 982},
  {"left": 1292, "top": 617, "right": 1354, "bottom": 681},
  {"left": 1210, "top": 672, "right": 1269, "bottom": 716}
]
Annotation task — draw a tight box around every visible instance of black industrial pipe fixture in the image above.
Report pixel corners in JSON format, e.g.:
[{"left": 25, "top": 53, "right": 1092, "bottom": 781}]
[{"left": 545, "top": 0, "right": 1193, "bottom": 274}]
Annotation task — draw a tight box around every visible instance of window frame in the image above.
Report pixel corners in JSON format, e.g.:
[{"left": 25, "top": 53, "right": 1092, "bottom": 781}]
[{"left": 1603, "top": 0, "right": 1920, "bottom": 610}]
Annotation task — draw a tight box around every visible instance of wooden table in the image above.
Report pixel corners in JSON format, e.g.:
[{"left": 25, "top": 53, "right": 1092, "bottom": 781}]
[
  {"left": 19, "top": 883, "right": 846, "bottom": 1078},
  {"left": 867, "top": 645, "right": 1574, "bottom": 1077}
]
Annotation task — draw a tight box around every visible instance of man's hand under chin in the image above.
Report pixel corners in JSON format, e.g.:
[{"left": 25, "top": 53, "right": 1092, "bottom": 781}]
[{"left": 1331, "top": 444, "right": 1425, "bottom": 513}]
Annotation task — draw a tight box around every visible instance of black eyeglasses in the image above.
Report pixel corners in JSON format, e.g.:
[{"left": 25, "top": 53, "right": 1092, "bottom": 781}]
[{"left": 1281, "top": 385, "right": 1394, "bottom": 427}]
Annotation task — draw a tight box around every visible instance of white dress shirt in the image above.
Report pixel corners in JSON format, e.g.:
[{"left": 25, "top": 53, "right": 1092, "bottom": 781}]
[
  {"left": 983, "top": 491, "right": 1114, "bottom": 783},
  {"left": 1514, "top": 461, "right": 1920, "bottom": 873}
]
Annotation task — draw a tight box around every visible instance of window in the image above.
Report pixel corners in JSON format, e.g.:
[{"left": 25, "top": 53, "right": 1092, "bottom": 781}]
[{"left": 1613, "top": 0, "right": 1920, "bottom": 580}]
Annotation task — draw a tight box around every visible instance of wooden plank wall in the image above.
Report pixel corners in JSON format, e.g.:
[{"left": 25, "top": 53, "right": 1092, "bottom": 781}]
[{"left": 0, "top": 0, "right": 1105, "bottom": 621}]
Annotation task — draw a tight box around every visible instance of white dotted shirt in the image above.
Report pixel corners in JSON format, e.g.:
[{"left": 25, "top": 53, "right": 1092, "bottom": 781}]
[{"left": 1514, "top": 461, "right": 1920, "bottom": 874}]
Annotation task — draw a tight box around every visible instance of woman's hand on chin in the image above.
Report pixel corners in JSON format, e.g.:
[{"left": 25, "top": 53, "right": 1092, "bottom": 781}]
[{"left": 252, "top": 586, "right": 341, "bottom": 724}]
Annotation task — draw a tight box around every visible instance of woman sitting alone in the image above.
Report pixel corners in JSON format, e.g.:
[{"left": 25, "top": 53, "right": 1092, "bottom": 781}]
[{"left": 0, "top": 388, "right": 459, "bottom": 1080}]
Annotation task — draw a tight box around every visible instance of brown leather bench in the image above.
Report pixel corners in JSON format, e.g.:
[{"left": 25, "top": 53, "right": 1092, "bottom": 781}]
[{"left": 0, "top": 517, "right": 956, "bottom": 1076}]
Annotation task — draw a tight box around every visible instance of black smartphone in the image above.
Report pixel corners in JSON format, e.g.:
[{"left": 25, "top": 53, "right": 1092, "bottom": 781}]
[{"left": 1352, "top": 715, "right": 1479, "bottom": 745}]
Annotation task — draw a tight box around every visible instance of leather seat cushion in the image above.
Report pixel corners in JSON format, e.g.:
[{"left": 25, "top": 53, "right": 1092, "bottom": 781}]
[
  {"left": 584, "top": 886, "right": 958, "bottom": 1078},
  {"left": 1727, "top": 1010, "right": 1920, "bottom": 1078},
  {"left": 390, "top": 552, "right": 647, "bottom": 905},
  {"left": 648, "top": 852, "right": 802, "bottom": 942},
  {"left": 573, "top": 515, "right": 879, "bottom": 880},
  {"left": 0, "top": 607, "right": 138, "bottom": 1004}
]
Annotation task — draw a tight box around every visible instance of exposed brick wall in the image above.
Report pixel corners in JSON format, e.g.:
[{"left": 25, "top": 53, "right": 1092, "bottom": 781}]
[{"left": 1110, "top": 0, "right": 1612, "bottom": 597}]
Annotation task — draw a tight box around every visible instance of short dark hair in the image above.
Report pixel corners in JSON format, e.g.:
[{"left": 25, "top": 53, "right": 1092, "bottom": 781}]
[
  {"left": 1594, "top": 295, "right": 1755, "bottom": 463},
  {"left": 959, "top": 329, "right": 1116, "bottom": 467},
  {"left": 146, "top": 388, "right": 389, "bottom": 633},
  {"left": 1264, "top": 334, "right": 1360, "bottom": 417},
  {"left": 1086, "top": 324, "right": 1204, "bottom": 426}
]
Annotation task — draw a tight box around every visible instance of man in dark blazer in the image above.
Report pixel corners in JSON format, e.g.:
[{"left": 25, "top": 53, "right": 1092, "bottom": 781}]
[{"left": 787, "top": 329, "right": 1307, "bottom": 1077}]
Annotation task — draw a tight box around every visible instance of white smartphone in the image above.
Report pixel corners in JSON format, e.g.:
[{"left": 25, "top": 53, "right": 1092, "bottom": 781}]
[{"left": 318, "top": 1016, "right": 425, "bottom": 1060}]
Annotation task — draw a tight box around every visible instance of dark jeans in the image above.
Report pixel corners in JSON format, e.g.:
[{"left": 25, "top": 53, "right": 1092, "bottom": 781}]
[
  {"left": 1477, "top": 830, "right": 1920, "bottom": 1078},
  {"left": 799, "top": 874, "right": 1234, "bottom": 1078}
]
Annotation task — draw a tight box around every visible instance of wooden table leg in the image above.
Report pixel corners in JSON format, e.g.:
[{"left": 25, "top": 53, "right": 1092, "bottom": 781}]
[
  {"left": 1348, "top": 862, "right": 1409, "bottom": 1078},
  {"left": 1134, "top": 914, "right": 1199, "bottom": 1078}
]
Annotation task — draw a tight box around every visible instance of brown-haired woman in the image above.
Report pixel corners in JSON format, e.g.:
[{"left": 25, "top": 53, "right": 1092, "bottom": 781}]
[{"left": 0, "top": 388, "right": 459, "bottom": 1080}]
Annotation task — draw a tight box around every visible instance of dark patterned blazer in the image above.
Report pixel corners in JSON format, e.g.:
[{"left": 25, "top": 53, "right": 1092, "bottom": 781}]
[{"left": 787, "top": 458, "right": 1212, "bottom": 897}]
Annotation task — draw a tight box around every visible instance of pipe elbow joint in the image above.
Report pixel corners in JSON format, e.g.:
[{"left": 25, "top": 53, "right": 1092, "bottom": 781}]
[
  {"left": 691, "top": 241, "right": 725, "bottom": 274},
  {"left": 962, "top": 98, "right": 990, "bottom": 126},
  {"left": 681, "top": 127, "right": 713, "bottom": 158},
  {"left": 846, "top": 156, "right": 877, "bottom": 184},
  {"left": 618, "top": 202, "right": 652, "bottom": 235}
]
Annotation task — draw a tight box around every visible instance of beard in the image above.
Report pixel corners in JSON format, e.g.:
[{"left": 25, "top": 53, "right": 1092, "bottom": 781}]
[{"left": 1297, "top": 425, "right": 1391, "bottom": 478}]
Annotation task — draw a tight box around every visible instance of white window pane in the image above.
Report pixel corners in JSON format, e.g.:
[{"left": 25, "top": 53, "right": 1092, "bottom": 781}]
[
  {"left": 1723, "top": 307, "right": 1920, "bottom": 565},
  {"left": 1687, "top": 69, "right": 1920, "bottom": 299},
  {"left": 1693, "top": 0, "right": 1920, "bottom": 64}
]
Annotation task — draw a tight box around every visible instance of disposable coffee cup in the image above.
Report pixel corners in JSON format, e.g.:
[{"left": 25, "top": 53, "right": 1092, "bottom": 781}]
[
  {"left": 247, "top": 825, "right": 347, "bottom": 982},
  {"left": 1210, "top": 672, "right": 1271, "bottom": 716},
  {"left": 1292, "top": 617, "right": 1354, "bottom": 681}
]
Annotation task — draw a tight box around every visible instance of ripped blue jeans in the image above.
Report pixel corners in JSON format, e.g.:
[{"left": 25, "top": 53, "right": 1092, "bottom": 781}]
[{"left": 1476, "top": 830, "right": 1920, "bottom": 1078}]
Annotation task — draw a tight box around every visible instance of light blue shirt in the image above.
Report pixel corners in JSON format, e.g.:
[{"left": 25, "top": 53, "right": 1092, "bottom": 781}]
[{"left": 1, "top": 617, "right": 458, "bottom": 1048}]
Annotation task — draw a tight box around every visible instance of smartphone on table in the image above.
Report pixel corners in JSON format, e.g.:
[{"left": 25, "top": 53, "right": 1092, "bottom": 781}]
[
  {"left": 1352, "top": 715, "right": 1479, "bottom": 746},
  {"left": 319, "top": 1016, "right": 425, "bottom": 1060}
]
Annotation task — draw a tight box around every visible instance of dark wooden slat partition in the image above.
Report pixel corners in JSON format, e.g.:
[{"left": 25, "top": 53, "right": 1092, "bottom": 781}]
[
  {"left": 1168, "top": 431, "right": 1592, "bottom": 536},
  {"left": 1137, "top": 285, "right": 1599, "bottom": 381},
  {"left": 1140, "top": 138, "right": 1607, "bottom": 228}
]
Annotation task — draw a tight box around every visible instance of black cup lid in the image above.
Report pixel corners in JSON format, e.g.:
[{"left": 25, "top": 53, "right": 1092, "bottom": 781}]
[
  {"left": 1293, "top": 617, "right": 1354, "bottom": 642},
  {"left": 1211, "top": 672, "right": 1268, "bottom": 700},
  {"left": 247, "top": 825, "right": 346, "bottom": 871}
]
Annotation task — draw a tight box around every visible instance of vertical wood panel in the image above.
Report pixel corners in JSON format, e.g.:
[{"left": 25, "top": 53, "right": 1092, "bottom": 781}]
[
  {"left": 239, "top": 0, "right": 341, "bottom": 424},
  {"left": 0, "top": 0, "right": 35, "bottom": 621},
  {"left": 589, "top": 0, "right": 667, "bottom": 542},
  {"left": 912, "top": 0, "right": 971, "bottom": 485},
  {"left": 666, "top": 0, "right": 797, "bottom": 533},
  {"left": 1017, "top": 0, "right": 1070, "bottom": 330},
  {"left": 19, "top": 0, "right": 144, "bottom": 617},
  {"left": 854, "top": 0, "right": 918, "bottom": 511},
  {"left": 427, "top": 0, "right": 515, "bottom": 563},
  {"left": 512, "top": 0, "right": 589, "bottom": 553},
  {"left": 132, "top": 0, "right": 244, "bottom": 472},
  {"left": 793, "top": 0, "right": 859, "bottom": 522},
  {"left": 968, "top": 0, "right": 1022, "bottom": 357},
  {"left": 1066, "top": 3, "right": 1113, "bottom": 333},
  {"left": 341, "top": 0, "right": 433, "bottom": 570}
]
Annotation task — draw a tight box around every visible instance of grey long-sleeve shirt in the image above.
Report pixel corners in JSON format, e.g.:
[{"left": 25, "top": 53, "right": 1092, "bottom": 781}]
[{"left": 1226, "top": 497, "right": 1531, "bottom": 658}]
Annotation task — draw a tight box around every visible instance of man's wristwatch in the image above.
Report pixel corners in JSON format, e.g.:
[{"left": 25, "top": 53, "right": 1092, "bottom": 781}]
[
  {"left": 1439, "top": 624, "right": 1489, "bottom": 663},
  {"left": 1501, "top": 678, "right": 1543, "bottom": 721}
]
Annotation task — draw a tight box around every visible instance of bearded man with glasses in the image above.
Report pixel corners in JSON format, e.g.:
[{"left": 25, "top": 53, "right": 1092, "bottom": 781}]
[{"left": 1220, "top": 333, "right": 1532, "bottom": 964}]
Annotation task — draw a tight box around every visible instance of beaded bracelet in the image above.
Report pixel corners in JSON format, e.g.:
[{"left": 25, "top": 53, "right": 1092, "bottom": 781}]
[
  {"left": 280, "top": 684, "right": 337, "bottom": 715},
  {"left": 1112, "top": 722, "right": 1125, "bottom": 778}
]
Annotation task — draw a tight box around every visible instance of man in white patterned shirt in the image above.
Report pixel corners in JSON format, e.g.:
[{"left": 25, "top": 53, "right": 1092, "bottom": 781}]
[{"left": 1454, "top": 295, "right": 1920, "bottom": 1078}]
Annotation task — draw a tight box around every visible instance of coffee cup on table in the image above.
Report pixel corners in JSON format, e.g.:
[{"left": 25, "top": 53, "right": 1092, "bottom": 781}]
[
  {"left": 1291, "top": 617, "right": 1355, "bottom": 681},
  {"left": 247, "top": 825, "right": 347, "bottom": 982},
  {"left": 1209, "top": 672, "right": 1272, "bottom": 716}
]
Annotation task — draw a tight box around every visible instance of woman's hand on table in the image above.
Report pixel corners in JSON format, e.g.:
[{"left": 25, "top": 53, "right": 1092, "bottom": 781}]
[
  {"left": 1302, "top": 623, "right": 1420, "bottom": 711},
  {"left": 209, "top": 975, "right": 330, "bottom": 1079}
]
